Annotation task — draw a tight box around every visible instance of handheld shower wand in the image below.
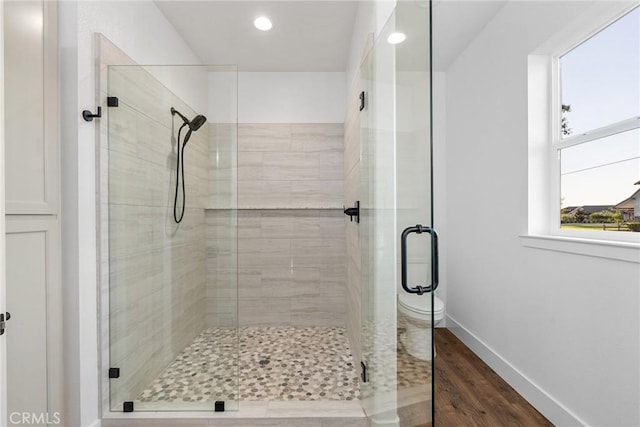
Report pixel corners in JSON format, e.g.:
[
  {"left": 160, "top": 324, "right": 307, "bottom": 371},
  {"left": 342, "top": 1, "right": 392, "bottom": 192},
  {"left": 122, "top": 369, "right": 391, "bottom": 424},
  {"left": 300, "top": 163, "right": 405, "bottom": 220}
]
[{"left": 171, "top": 107, "right": 207, "bottom": 224}]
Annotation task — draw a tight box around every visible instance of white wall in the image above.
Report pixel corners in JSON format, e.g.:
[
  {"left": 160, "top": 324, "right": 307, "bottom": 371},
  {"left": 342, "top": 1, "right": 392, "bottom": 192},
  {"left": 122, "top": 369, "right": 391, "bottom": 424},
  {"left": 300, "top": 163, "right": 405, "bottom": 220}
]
[
  {"left": 59, "top": 1, "right": 203, "bottom": 426},
  {"left": 209, "top": 72, "right": 346, "bottom": 123},
  {"left": 346, "top": 1, "right": 374, "bottom": 94},
  {"left": 345, "top": 0, "right": 396, "bottom": 97},
  {"left": 445, "top": 1, "right": 640, "bottom": 425}
]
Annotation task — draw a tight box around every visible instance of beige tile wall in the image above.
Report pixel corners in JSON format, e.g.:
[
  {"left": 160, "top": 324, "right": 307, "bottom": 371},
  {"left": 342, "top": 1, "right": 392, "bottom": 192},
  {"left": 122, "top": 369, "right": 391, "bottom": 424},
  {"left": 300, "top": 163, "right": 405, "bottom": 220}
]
[
  {"left": 208, "top": 123, "right": 237, "bottom": 210},
  {"left": 98, "top": 40, "right": 208, "bottom": 410},
  {"left": 236, "top": 124, "right": 344, "bottom": 209},
  {"left": 207, "top": 123, "right": 347, "bottom": 327},
  {"left": 205, "top": 208, "right": 238, "bottom": 327},
  {"left": 207, "top": 209, "right": 346, "bottom": 327}
]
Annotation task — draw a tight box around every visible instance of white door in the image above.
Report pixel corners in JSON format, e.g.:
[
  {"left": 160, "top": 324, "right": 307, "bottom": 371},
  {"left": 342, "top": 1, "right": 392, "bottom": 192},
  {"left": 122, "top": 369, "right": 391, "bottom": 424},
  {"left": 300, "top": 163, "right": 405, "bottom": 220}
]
[
  {"left": 5, "top": 220, "right": 53, "bottom": 427},
  {"left": 2, "top": 1, "right": 61, "bottom": 426},
  {"left": 0, "top": 0, "right": 7, "bottom": 423}
]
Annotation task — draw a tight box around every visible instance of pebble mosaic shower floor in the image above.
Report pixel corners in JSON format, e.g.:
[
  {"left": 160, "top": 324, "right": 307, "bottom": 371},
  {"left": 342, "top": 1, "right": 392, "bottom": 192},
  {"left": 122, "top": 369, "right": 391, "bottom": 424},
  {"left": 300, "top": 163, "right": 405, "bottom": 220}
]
[{"left": 136, "top": 326, "right": 361, "bottom": 403}]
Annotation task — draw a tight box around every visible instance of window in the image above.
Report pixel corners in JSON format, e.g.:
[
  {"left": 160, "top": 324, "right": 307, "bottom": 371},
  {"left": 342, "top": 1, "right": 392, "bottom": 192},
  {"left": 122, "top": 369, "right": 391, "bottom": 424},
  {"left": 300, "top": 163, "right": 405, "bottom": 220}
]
[{"left": 555, "top": 7, "right": 639, "bottom": 239}]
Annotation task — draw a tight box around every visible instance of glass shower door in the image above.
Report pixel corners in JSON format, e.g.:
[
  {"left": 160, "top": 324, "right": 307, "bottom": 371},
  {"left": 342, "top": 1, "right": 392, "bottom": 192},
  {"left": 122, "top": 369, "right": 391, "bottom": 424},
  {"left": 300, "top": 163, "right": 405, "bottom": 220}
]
[
  {"left": 106, "top": 65, "right": 239, "bottom": 412},
  {"left": 360, "top": 1, "right": 435, "bottom": 425}
]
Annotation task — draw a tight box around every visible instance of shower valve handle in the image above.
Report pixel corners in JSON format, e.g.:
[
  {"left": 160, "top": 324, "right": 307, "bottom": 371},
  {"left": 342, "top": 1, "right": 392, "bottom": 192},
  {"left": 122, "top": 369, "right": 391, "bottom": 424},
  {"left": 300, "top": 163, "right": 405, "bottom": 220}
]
[{"left": 343, "top": 201, "right": 360, "bottom": 223}]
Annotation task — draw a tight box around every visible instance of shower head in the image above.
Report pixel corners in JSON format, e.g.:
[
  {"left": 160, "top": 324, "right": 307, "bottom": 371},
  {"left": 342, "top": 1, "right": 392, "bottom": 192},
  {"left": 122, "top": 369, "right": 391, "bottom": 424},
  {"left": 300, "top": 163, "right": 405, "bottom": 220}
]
[
  {"left": 171, "top": 108, "right": 207, "bottom": 224},
  {"left": 171, "top": 107, "right": 207, "bottom": 132},
  {"left": 181, "top": 115, "right": 207, "bottom": 148},
  {"left": 189, "top": 114, "right": 207, "bottom": 132}
]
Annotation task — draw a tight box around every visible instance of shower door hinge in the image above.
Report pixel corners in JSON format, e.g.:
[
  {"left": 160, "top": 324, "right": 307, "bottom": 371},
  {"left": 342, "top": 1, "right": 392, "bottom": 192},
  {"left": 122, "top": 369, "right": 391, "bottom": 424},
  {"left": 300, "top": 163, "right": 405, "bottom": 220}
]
[
  {"left": 360, "top": 361, "right": 368, "bottom": 383},
  {"left": 215, "top": 401, "right": 225, "bottom": 412},
  {"left": 109, "top": 368, "right": 120, "bottom": 378},
  {"left": 123, "top": 401, "right": 134, "bottom": 412},
  {"left": 107, "top": 96, "right": 119, "bottom": 107}
]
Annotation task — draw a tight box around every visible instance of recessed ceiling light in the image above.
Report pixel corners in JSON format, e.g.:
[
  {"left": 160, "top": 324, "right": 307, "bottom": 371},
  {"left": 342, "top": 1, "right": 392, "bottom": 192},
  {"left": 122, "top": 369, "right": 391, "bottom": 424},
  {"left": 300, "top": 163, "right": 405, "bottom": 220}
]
[
  {"left": 254, "top": 16, "right": 273, "bottom": 31},
  {"left": 387, "top": 32, "right": 407, "bottom": 44}
]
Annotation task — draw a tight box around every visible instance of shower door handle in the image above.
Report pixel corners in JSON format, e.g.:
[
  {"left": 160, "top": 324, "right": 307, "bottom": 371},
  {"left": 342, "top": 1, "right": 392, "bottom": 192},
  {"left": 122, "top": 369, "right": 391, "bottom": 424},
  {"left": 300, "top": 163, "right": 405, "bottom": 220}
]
[{"left": 401, "top": 225, "right": 439, "bottom": 295}]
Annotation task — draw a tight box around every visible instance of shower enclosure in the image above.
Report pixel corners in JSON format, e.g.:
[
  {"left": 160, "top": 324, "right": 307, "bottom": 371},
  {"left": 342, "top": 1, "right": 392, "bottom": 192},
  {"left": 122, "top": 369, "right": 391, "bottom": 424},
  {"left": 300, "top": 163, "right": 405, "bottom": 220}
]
[
  {"left": 104, "top": 63, "right": 239, "bottom": 412},
  {"left": 360, "top": 2, "right": 436, "bottom": 425},
  {"left": 101, "top": 1, "right": 435, "bottom": 425}
]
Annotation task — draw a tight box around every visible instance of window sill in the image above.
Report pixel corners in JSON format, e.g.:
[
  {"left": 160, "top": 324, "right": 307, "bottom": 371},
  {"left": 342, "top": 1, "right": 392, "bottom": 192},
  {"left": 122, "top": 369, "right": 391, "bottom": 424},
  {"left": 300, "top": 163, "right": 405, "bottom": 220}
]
[{"left": 520, "top": 234, "right": 640, "bottom": 263}]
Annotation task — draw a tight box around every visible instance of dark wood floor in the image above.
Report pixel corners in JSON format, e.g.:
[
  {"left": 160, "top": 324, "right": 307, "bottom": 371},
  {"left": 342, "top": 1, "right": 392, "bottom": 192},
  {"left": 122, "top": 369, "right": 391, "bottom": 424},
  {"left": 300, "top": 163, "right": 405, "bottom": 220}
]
[{"left": 435, "top": 328, "right": 553, "bottom": 427}]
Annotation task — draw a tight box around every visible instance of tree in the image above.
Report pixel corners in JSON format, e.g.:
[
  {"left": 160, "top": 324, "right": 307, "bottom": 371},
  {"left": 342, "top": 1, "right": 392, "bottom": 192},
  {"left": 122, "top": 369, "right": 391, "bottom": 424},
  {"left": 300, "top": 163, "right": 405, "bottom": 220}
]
[
  {"left": 612, "top": 211, "right": 623, "bottom": 224},
  {"left": 589, "top": 210, "right": 615, "bottom": 223},
  {"left": 574, "top": 207, "right": 587, "bottom": 223},
  {"left": 561, "top": 104, "right": 572, "bottom": 136}
]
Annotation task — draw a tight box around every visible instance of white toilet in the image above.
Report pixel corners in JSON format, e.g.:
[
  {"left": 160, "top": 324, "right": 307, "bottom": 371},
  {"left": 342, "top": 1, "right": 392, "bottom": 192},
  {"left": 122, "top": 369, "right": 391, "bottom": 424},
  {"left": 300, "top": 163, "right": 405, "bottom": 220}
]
[{"left": 398, "top": 293, "right": 444, "bottom": 361}]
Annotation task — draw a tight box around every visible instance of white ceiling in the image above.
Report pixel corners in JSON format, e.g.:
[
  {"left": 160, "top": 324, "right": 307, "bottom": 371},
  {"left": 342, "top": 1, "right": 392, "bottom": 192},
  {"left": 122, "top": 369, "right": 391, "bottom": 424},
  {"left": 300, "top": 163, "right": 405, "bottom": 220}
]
[
  {"left": 154, "top": 1, "right": 360, "bottom": 71},
  {"left": 155, "top": 0, "right": 507, "bottom": 72}
]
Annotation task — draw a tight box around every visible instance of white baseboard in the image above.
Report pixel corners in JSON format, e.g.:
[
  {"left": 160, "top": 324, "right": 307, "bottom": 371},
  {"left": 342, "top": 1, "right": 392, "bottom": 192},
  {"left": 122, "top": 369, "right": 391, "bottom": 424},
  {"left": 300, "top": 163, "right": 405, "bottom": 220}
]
[{"left": 445, "top": 314, "right": 587, "bottom": 427}]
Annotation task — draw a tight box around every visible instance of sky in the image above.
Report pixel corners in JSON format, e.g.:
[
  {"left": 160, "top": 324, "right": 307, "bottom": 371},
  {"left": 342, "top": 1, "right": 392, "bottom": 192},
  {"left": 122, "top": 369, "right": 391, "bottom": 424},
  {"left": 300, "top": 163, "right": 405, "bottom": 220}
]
[{"left": 560, "top": 6, "right": 639, "bottom": 207}]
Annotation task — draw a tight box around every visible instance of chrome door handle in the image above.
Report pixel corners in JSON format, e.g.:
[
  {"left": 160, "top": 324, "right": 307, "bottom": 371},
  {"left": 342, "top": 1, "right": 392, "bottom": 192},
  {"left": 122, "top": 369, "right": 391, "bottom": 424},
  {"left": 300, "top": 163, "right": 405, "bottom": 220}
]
[{"left": 401, "top": 225, "right": 439, "bottom": 295}]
